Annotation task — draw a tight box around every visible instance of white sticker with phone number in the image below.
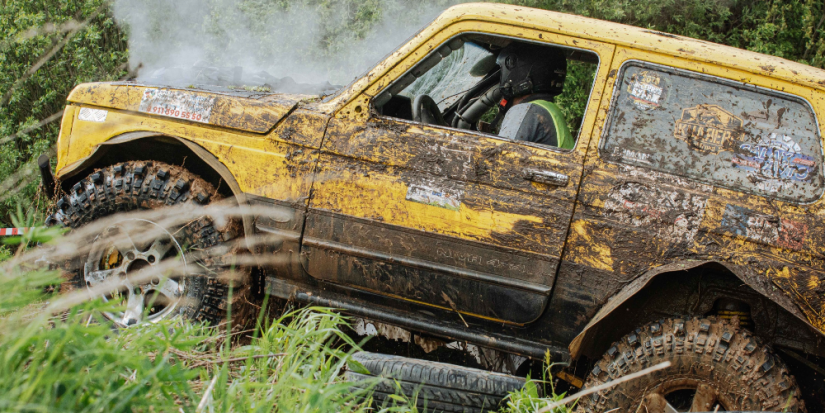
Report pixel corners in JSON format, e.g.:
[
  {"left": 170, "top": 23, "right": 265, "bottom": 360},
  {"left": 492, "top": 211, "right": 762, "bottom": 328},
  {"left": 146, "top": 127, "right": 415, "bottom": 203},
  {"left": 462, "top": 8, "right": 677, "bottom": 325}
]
[{"left": 138, "top": 89, "right": 216, "bottom": 123}]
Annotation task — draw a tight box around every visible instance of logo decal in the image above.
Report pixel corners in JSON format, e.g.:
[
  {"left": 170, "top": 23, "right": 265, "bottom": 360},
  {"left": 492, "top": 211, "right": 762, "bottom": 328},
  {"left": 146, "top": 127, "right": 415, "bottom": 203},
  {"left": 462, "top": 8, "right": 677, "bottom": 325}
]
[
  {"left": 718, "top": 204, "right": 807, "bottom": 250},
  {"left": 674, "top": 104, "right": 743, "bottom": 154},
  {"left": 731, "top": 133, "right": 817, "bottom": 192},
  {"left": 613, "top": 147, "right": 653, "bottom": 165}
]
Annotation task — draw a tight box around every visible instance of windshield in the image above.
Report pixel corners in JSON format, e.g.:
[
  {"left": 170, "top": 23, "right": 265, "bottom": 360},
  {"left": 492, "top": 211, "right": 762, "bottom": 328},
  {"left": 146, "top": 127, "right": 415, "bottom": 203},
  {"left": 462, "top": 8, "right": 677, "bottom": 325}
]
[{"left": 400, "top": 42, "right": 493, "bottom": 111}]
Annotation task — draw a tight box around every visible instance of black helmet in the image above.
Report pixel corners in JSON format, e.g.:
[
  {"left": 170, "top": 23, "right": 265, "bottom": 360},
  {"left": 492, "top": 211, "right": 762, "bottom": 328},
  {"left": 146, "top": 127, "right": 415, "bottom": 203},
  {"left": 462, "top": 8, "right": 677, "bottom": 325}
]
[{"left": 496, "top": 42, "right": 567, "bottom": 99}]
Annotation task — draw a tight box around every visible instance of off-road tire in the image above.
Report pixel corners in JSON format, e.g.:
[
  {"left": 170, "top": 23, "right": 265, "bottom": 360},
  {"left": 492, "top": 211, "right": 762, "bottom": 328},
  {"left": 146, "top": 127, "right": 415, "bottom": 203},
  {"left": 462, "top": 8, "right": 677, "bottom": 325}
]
[
  {"left": 47, "top": 160, "right": 245, "bottom": 325},
  {"left": 345, "top": 351, "right": 525, "bottom": 413},
  {"left": 578, "top": 317, "right": 805, "bottom": 412}
]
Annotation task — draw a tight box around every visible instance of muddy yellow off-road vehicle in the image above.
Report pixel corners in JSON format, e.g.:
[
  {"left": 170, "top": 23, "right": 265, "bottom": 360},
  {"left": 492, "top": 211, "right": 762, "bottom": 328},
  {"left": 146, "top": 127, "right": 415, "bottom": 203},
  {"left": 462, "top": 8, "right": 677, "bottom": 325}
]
[{"left": 43, "top": 3, "right": 825, "bottom": 412}]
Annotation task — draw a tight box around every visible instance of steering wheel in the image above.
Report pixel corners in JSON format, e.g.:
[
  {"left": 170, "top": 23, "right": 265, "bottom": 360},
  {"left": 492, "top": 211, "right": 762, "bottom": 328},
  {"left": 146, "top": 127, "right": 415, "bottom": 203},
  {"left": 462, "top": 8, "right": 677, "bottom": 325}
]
[{"left": 412, "top": 95, "right": 447, "bottom": 126}]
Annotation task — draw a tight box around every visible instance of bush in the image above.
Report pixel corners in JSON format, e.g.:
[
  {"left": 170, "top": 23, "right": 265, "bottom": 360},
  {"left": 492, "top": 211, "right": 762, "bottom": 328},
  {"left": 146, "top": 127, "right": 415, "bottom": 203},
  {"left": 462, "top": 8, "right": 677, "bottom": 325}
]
[{"left": 0, "top": 1, "right": 128, "bottom": 224}]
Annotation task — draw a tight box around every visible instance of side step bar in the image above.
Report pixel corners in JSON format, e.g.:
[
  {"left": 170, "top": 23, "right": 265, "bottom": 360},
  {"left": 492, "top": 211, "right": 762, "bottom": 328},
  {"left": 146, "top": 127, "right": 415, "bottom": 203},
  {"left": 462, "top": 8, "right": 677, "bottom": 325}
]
[{"left": 266, "top": 277, "right": 570, "bottom": 362}]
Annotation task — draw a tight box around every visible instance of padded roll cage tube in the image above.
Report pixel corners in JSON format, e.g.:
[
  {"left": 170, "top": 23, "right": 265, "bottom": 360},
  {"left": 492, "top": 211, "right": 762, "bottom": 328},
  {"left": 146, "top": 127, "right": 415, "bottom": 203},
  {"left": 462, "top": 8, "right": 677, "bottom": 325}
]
[{"left": 373, "top": 37, "right": 466, "bottom": 108}]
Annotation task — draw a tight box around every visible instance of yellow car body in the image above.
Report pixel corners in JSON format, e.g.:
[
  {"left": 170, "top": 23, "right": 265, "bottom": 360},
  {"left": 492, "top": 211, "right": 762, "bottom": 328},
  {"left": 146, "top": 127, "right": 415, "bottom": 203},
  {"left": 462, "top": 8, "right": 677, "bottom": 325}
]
[{"left": 54, "top": 2, "right": 825, "bottom": 385}]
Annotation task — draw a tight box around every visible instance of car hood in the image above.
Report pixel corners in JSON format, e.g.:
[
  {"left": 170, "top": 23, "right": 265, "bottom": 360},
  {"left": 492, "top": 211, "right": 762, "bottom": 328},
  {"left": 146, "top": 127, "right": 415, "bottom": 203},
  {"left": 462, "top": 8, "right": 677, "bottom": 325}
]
[{"left": 67, "top": 82, "right": 319, "bottom": 134}]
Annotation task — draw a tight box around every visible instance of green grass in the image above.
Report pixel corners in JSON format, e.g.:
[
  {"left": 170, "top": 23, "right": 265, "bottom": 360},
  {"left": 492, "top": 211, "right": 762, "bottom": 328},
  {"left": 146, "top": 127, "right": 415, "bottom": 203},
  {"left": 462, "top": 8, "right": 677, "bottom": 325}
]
[
  {"left": 0, "top": 225, "right": 580, "bottom": 413},
  {"left": 0, "top": 277, "right": 384, "bottom": 411},
  {"left": 0, "top": 224, "right": 386, "bottom": 412}
]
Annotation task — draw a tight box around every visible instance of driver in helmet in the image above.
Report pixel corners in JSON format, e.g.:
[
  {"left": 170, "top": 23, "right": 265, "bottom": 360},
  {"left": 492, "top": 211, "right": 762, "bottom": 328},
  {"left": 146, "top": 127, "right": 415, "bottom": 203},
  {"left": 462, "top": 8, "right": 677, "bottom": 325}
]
[{"left": 496, "top": 43, "right": 574, "bottom": 149}]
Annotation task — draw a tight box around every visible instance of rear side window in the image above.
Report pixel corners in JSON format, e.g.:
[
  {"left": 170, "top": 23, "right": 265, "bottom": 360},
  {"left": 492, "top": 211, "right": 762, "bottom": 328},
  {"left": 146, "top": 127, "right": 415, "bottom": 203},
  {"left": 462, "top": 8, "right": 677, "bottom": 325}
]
[{"left": 601, "top": 61, "right": 824, "bottom": 203}]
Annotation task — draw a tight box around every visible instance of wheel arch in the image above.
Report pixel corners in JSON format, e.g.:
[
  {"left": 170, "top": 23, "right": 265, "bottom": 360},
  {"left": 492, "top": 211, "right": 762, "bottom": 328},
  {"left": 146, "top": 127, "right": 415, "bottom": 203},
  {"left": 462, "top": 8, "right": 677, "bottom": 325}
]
[
  {"left": 56, "top": 132, "right": 253, "bottom": 238},
  {"left": 569, "top": 260, "right": 825, "bottom": 361}
]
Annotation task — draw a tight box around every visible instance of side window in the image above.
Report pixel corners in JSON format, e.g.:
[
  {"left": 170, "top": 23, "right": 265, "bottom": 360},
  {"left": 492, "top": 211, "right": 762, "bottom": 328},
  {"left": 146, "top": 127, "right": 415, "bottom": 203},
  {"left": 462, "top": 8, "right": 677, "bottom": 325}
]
[
  {"left": 374, "top": 34, "right": 600, "bottom": 151},
  {"left": 601, "top": 62, "right": 823, "bottom": 202}
]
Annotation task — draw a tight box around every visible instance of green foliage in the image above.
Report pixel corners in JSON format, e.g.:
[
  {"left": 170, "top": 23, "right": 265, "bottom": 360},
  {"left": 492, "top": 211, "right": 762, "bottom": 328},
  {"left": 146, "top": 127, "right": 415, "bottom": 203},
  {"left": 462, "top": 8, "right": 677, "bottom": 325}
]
[
  {"left": 204, "top": 306, "right": 388, "bottom": 412},
  {"left": 499, "top": 353, "right": 574, "bottom": 413},
  {"left": 502, "top": 0, "right": 825, "bottom": 68},
  {"left": 0, "top": 222, "right": 420, "bottom": 412},
  {"left": 0, "top": 229, "right": 198, "bottom": 411},
  {"left": 1, "top": 311, "right": 207, "bottom": 412},
  {"left": 555, "top": 60, "right": 598, "bottom": 138},
  {"left": 1, "top": 299, "right": 387, "bottom": 412},
  {"left": 0, "top": 0, "right": 128, "bottom": 225}
]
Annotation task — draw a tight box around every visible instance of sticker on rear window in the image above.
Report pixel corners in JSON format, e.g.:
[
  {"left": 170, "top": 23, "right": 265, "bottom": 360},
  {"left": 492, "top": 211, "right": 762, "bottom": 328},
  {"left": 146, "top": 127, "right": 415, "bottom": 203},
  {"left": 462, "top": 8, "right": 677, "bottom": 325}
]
[
  {"left": 138, "top": 89, "right": 215, "bottom": 123},
  {"left": 732, "top": 132, "right": 818, "bottom": 193},
  {"left": 626, "top": 70, "right": 667, "bottom": 111}
]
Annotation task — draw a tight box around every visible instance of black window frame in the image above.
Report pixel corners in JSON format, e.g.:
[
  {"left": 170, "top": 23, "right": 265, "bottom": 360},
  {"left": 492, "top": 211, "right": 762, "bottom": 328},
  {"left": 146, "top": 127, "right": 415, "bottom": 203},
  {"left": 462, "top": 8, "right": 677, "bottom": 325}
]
[{"left": 371, "top": 32, "right": 603, "bottom": 154}]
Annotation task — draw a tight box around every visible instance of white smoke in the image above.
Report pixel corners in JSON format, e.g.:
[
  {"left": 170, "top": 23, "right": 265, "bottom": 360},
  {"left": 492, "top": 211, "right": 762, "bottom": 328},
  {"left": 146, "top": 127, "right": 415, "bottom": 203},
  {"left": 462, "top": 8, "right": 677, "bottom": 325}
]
[{"left": 113, "top": 0, "right": 467, "bottom": 89}]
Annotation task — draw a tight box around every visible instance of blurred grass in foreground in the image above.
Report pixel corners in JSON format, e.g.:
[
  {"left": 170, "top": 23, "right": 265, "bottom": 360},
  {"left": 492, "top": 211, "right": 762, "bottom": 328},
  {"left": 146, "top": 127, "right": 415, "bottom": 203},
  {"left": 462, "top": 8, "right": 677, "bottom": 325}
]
[
  {"left": 0, "top": 222, "right": 387, "bottom": 412},
  {"left": 0, "top": 219, "right": 570, "bottom": 413}
]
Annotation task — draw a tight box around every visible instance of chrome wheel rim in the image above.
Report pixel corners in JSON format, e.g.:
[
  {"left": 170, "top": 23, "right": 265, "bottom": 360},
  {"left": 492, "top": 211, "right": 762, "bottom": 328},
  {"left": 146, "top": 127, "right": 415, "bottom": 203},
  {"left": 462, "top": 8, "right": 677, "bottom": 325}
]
[{"left": 84, "top": 218, "right": 187, "bottom": 326}]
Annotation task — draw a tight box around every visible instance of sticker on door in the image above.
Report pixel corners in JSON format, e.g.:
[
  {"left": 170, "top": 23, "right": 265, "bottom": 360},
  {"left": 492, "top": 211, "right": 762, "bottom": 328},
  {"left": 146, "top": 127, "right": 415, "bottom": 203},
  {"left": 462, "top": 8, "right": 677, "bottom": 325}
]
[{"left": 405, "top": 184, "right": 463, "bottom": 211}]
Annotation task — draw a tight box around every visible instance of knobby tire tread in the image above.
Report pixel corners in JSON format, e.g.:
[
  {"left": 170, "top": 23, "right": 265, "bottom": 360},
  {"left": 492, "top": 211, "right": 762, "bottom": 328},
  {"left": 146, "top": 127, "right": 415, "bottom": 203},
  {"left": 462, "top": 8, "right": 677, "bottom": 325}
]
[
  {"left": 47, "top": 161, "right": 240, "bottom": 325},
  {"left": 346, "top": 351, "right": 525, "bottom": 413},
  {"left": 577, "top": 316, "right": 805, "bottom": 412}
]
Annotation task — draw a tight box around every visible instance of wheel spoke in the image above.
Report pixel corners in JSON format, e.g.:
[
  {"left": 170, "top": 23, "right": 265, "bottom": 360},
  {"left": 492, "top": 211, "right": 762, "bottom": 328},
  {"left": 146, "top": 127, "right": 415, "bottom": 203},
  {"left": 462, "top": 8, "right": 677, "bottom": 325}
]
[
  {"left": 146, "top": 237, "right": 175, "bottom": 260},
  {"left": 122, "top": 287, "right": 144, "bottom": 326},
  {"left": 86, "top": 218, "right": 193, "bottom": 326},
  {"left": 156, "top": 277, "right": 182, "bottom": 299},
  {"left": 86, "top": 269, "right": 117, "bottom": 285},
  {"left": 689, "top": 383, "right": 717, "bottom": 412}
]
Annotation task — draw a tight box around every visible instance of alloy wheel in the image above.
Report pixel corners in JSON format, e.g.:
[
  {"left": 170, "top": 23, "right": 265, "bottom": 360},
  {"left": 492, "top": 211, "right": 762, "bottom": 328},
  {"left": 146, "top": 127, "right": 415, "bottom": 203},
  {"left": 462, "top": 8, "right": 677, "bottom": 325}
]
[{"left": 83, "top": 219, "right": 187, "bottom": 326}]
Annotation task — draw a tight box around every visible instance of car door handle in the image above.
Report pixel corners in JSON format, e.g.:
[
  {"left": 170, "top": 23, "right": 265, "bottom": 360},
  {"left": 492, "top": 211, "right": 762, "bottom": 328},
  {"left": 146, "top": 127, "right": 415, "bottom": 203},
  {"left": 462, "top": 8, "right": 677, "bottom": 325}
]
[{"left": 523, "top": 168, "right": 569, "bottom": 187}]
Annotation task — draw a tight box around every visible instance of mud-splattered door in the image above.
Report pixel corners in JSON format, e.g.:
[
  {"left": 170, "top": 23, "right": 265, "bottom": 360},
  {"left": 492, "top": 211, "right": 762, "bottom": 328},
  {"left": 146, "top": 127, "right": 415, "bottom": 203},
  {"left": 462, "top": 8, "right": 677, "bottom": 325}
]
[
  {"left": 303, "top": 118, "right": 590, "bottom": 325},
  {"left": 302, "top": 33, "right": 613, "bottom": 326}
]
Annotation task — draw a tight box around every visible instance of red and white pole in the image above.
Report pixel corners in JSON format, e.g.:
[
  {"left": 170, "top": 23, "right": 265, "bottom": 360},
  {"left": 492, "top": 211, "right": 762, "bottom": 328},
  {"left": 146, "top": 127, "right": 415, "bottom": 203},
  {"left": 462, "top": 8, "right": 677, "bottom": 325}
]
[{"left": 0, "top": 228, "right": 33, "bottom": 236}]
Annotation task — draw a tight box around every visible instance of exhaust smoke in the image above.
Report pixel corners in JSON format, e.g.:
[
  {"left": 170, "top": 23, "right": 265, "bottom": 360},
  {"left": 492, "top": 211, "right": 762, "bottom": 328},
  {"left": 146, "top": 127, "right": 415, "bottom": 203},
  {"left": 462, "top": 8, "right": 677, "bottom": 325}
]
[{"left": 113, "top": 0, "right": 467, "bottom": 92}]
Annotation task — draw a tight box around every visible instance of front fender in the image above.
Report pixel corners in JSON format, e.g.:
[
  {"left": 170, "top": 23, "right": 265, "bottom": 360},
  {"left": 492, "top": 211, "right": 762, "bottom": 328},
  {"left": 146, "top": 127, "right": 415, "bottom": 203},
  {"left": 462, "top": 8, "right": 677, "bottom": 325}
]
[{"left": 57, "top": 132, "right": 253, "bottom": 240}]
